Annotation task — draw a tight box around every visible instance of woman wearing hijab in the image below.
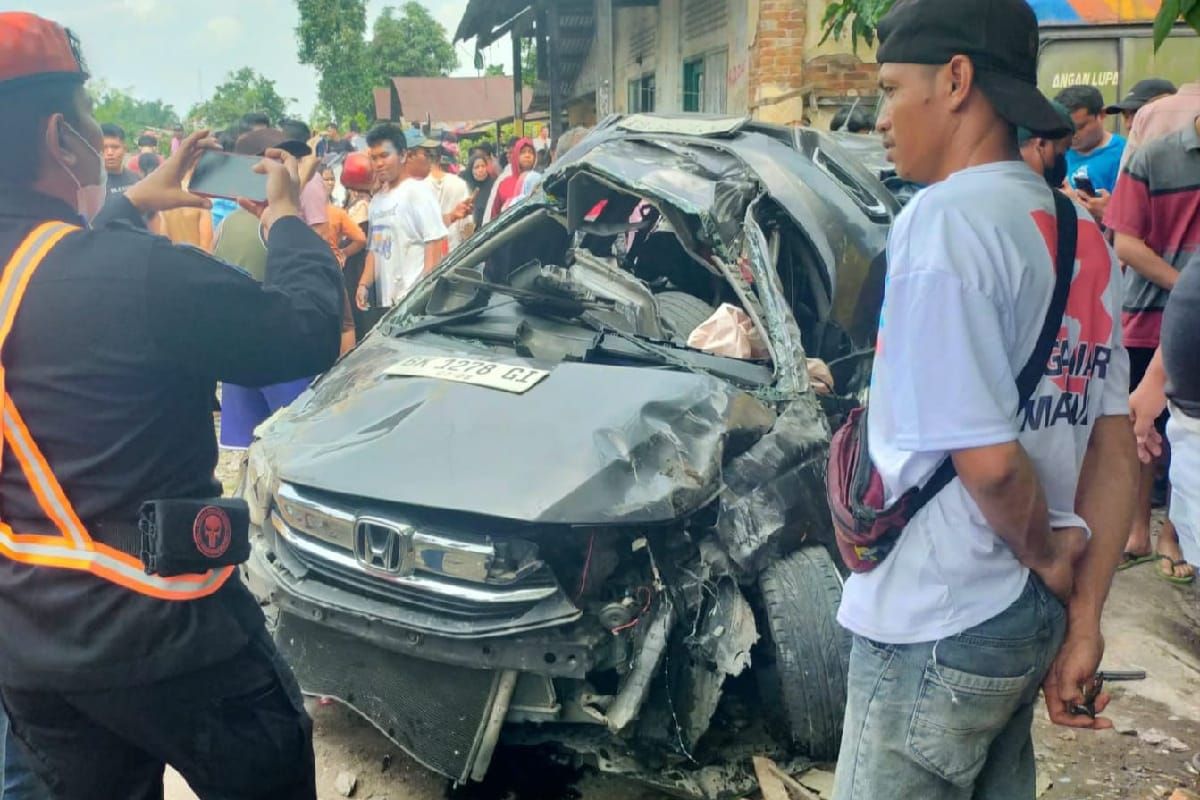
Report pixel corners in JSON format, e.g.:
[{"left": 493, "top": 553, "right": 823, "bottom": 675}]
[
  {"left": 466, "top": 154, "right": 496, "bottom": 231},
  {"left": 489, "top": 137, "right": 538, "bottom": 220}
]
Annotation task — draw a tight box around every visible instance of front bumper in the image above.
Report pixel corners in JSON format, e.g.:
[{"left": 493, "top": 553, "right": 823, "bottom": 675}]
[
  {"left": 245, "top": 529, "right": 599, "bottom": 679},
  {"left": 247, "top": 533, "right": 603, "bottom": 783},
  {"left": 275, "top": 610, "right": 510, "bottom": 782}
]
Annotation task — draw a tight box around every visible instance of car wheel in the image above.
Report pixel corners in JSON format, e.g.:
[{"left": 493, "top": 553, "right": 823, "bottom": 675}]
[
  {"left": 756, "top": 545, "right": 851, "bottom": 761},
  {"left": 655, "top": 291, "right": 716, "bottom": 342}
]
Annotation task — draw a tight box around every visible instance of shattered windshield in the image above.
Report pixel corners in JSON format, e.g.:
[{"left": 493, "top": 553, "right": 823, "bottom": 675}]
[{"left": 384, "top": 178, "right": 778, "bottom": 386}]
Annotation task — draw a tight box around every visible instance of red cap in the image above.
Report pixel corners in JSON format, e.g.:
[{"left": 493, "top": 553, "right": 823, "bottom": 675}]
[
  {"left": 340, "top": 152, "right": 373, "bottom": 191},
  {"left": 0, "top": 13, "right": 88, "bottom": 90}
]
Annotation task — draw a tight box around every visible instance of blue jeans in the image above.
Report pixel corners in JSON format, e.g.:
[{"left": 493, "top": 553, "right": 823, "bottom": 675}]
[
  {"left": 0, "top": 705, "right": 50, "bottom": 799},
  {"left": 834, "top": 576, "right": 1066, "bottom": 800}
]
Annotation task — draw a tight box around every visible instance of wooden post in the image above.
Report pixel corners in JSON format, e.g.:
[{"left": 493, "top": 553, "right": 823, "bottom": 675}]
[
  {"left": 512, "top": 29, "right": 525, "bottom": 139},
  {"left": 595, "top": 0, "right": 614, "bottom": 119},
  {"left": 545, "top": 1, "right": 562, "bottom": 149}
]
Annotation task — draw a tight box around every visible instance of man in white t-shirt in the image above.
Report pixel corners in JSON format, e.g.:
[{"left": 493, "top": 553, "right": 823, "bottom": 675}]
[
  {"left": 355, "top": 124, "right": 447, "bottom": 313},
  {"left": 416, "top": 141, "right": 472, "bottom": 251},
  {"left": 832, "top": 1, "right": 1137, "bottom": 798}
]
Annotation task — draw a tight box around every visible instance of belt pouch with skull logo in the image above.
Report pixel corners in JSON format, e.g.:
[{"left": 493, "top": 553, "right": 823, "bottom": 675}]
[{"left": 137, "top": 498, "right": 251, "bottom": 577}]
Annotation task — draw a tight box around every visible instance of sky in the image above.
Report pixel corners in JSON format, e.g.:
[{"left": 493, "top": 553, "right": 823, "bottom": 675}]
[{"left": 23, "top": 0, "right": 515, "bottom": 119}]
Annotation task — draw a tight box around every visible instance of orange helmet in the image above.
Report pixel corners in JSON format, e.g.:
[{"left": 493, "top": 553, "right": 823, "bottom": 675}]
[
  {"left": 0, "top": 13, "right": 88, "bottom": 90},
  {"left": 340, "top": 152, "right": 373, "bottom": 191}
]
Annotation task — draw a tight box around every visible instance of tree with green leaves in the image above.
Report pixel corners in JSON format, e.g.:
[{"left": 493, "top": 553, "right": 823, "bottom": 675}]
[
  {"left": 1153, "top": 0, "right": 1200, "bottom": 47},
  {"left": 485, "top": 64, "right": 506, "bottom": 77},
  {"left": 187, "top": 68, "right": 294, "bottom": 131},
  {"left": 296, "top": 0, "right": 375, "bottom": 125},
  {"left": 821, "top": 0, "right": 1197, "bottom": 51},
  {"left": 369, "top": 2, "right": 459, "bottom": 83},
  {"left": 819, "top": 0, "right": 893, "bottom": 50},
  {"left": 89, "top": 82, "right": 179, "bottom": 144},
  {"left": 520, "top": 37, "right": 537, "bottom": 89}
]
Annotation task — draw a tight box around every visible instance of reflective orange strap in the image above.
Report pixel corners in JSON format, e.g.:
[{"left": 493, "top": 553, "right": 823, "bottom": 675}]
[
  {"left": 0, "top": 222, "right": 82, "bottom": 541},
  {"left": 0, "top": 222, "right": 78, "bottom": 344},
  {"left": 0, "top": 221, "right": 234, "bottom": 599}
]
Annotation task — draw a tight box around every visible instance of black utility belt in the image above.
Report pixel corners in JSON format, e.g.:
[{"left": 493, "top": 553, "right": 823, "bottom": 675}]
[{"left": 93, "top": 498, "right": 250, "bottom": 577}]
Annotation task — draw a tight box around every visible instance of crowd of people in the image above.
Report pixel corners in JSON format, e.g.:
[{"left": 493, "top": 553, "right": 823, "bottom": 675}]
[
  {"left": 85, "top": 114, "right": 573, "bottom": 458},
  {"left": 1051, "top": 77, "right": 1200, "bottom": 586}
]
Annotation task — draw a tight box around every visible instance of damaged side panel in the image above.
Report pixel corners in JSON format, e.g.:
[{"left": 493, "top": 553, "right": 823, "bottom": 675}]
[
  {"left": 715, "top": 399, "right": 832, "bottom": 575},
  {"left": 672, "top": 579, "right": 759, "bottom": 751}
]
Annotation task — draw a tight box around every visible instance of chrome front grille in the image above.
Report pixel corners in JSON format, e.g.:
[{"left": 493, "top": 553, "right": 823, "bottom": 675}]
[
  {"left": 267, "top": 483, "right": 577, "bottom": 633},
  {"left": 274, "top": 483, "right": 539, "bottom": 585}
]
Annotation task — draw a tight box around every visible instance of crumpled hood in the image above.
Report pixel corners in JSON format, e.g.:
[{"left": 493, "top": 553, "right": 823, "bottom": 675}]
[{"left": 255, "top": 334, "right": 776, "bottom": 525}]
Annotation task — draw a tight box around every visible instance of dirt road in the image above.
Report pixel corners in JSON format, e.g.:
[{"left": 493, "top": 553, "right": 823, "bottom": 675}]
[{"left": 163, "top": 453, "right": 1200, "bottom": 799}]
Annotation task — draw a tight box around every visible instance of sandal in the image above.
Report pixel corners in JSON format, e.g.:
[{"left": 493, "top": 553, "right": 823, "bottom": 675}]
[
  {"left": 1156, "top": 555, "right": 1196, "bottom": 585},
  {"left": 1117, "top": 551, "right": 1156, "bottom": 570}
]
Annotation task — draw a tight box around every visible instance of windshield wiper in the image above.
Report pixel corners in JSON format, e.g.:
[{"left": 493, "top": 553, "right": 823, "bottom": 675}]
[
  {"left": 569, "top": 311, "right": 773, "bottom": 386},
  {"left": 571, "top": 313, "right": 707, "bottom": 372},
  {"left": 384, "top": 298, "right": 518, "bottom": 338}
]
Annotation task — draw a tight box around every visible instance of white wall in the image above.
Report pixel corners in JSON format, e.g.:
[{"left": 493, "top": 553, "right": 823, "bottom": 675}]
[{"left": 614, "top": 0, "right": 752, "bottom": 115}]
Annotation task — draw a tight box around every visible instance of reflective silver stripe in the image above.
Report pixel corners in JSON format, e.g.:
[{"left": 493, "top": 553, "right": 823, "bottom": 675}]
[
  {"left": 0, "top": 529, "right": 228, "bottom": 593},
  {"left": 2, "top": 406, "right": 89, "bottom": 548}
]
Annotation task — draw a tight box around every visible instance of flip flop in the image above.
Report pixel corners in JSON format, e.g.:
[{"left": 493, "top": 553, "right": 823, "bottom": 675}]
[
  {"left": 1117, "top": 551, "right": 1156, "bottom": 570},
  {"left": 1156, "top": 555, "right": 1196, "bottom": 585}
]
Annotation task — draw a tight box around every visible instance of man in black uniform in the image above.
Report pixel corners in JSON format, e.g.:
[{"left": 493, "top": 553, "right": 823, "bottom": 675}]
[{"left": 0, "top": 13, "right": 342, "bottom": 798}]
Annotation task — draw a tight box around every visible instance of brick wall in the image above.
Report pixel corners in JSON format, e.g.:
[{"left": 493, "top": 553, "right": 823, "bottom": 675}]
[
  {"left": 749, "top": 0, "right": 808, "bottom": 110},
  {"left": 805, "top": 52, "right": 879, "bottom": 97},
  {"left": 748, "top": 0, "right": 881, "bottom": 124}
]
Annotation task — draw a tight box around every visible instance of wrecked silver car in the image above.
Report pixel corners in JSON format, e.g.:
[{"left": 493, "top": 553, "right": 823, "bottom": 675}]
[{"left": 240, "top": 114, "right": 897, "bottom": 798}]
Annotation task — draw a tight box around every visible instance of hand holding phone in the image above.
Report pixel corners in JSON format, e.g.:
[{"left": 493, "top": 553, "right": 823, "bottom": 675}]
[
  {"left": 190, "top": 151, "right": 269, "bottom": 203},
  {"left": 124, "top": 130, "right": 220, "bottom": 216},
  {"left": 1074, "top": 176, "right": 1096, "bottom": 197}
]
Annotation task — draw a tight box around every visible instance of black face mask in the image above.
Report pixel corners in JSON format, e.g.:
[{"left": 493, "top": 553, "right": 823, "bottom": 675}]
[{"left": 1044, "top": 152, "right": 1068, "bottom": 189}]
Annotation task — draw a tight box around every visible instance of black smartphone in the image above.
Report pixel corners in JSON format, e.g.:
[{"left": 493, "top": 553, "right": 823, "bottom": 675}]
[
  {"left": 1074, "top": 176, "right": 1096, "bottom": 196},
  {"left": 190, "top": 150, "right": 267, "bottom": 203}
]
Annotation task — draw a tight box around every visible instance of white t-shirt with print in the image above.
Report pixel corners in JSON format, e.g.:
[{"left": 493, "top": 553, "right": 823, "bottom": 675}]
[
  {"left": 837, "top": 161, "right": 1130, "bottom": 645},
  {"left": 427, "top": 172, "right": 472, "bottom": 252},
  {"left": 368, "top": 179, "right": 448, "bottom": 307}
]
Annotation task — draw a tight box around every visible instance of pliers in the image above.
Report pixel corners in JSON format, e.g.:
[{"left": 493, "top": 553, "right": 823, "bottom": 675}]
[{"left": 1069, "top": 670, "right": 1147, "bottom": 718}]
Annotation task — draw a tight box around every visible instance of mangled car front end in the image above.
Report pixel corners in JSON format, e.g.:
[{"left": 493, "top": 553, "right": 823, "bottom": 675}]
[{"left": 241, "top": 116, "right": 894, "bottom": 798}]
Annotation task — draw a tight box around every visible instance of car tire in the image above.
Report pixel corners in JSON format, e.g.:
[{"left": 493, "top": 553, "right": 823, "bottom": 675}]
[
  {"left": 756, "top": 545, "right": 851, "bottom": 761},
  {"left": 655, "top": 291, "right": 716, "bottom": 342}
]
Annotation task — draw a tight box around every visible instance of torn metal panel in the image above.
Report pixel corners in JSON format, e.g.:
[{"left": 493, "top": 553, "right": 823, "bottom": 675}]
[
  {"left": 741, "top": 197, "right": 809, "bottom": 398},
  {"left": 715, "top": 399, "right": 832, "bottom": 575},
  {"left": 468, "top": 670, "right": 518, "bottom": 781},
  {"left": 674, "top": 579, "right": 759, "bottom": 750},
  {"left": 603, "top": 595, "right": 676, "bottom": 732}
]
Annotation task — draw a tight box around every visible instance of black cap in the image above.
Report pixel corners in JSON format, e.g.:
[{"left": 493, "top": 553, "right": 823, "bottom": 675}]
[
  {"left": 877, "top": 0, "right": 1071, "bottom": 138},
  {"left": 1105, "top": 78, "right": 1177, "bottom": 114},
  {"left": 1018, "top": 100, "right": 1075, "bottom": 144}
]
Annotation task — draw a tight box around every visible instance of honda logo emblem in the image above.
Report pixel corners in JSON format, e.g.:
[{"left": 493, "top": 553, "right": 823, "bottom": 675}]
[{"left": 353, "top": 518, "right": 413, "bottom": 575}]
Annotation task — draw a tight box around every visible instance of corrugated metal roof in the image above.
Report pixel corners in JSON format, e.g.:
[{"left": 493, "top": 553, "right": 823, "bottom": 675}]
[
  {"left": 372, "top": 76, "right": 533, "bottom": 126},
  {"left": 453, "top": 0, "right": 533, "bottom": 45}
]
